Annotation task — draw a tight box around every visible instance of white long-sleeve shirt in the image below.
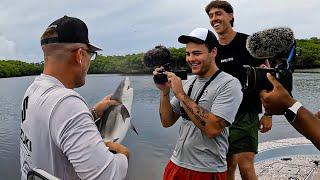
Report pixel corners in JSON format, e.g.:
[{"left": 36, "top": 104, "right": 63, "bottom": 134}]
[{"left": 20, "top": 74, "right": 128, "bottom": 180}]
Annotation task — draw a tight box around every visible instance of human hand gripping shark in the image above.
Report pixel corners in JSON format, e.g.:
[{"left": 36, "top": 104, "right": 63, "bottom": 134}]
[{"left": 95, "top": 77, "right": 138, "bottom": 143}]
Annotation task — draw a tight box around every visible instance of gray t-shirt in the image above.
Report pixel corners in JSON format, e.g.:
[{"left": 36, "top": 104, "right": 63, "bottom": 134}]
[
  {"left": 170, "top": 72, "right": 242, "bottom": 172},
  {"left": 20, "top": 74, "right": 128, "bottom": 180}
]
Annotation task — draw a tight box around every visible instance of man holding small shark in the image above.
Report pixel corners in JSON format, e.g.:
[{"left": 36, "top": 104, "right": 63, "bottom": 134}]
[
  {"left": 20, "top": 16, "right": 130, "bottom": 180},
  {"left": 95, "top": 77, "right": 138, "bottom": 143}
]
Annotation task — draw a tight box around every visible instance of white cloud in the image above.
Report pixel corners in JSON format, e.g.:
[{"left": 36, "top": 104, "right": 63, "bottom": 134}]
[
  {"left": 227, "top": 0, "right": 320, "bottom": 38},
  {"left": 0, "top": 35, "right": 16, "bottom": 59}
]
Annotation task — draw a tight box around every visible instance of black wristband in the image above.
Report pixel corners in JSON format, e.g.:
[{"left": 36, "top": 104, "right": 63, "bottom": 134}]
[
  {"left": 91, "top": 107, "right": 98, "bottom": 120},
  {"left": 263, "top": 112, "right": 272, "bottom": 118}
]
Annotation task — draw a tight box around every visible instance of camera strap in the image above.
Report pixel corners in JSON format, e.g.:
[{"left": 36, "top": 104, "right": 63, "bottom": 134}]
[{"left": 187, "top": 69, "right": 222, "bottom": 104}]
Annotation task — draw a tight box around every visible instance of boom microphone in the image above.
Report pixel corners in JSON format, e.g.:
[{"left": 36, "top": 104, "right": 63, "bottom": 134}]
[
  {"left": 143, "top": 45, "right": 171, "bottom": 68},
  {"left": 246, "top": 27, "right": 295, "bottom": 59}
]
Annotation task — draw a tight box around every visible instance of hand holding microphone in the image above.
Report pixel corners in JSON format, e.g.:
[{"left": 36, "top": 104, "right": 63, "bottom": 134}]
[{"left": 259, "top": 73, "right": 296, "bottom": 115}]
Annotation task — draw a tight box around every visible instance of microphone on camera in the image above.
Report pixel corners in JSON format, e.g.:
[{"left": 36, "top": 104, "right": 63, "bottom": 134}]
[
  {"left": 246, "top": 27, "right": 295, "bottom": 60},
  {"left": 143, "top": 45, "right": 171, "bottom": 68}
]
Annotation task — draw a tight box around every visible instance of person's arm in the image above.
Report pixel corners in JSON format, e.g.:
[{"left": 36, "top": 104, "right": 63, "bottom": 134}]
[
  {"left": 153, "top": 68, "right": 180, "bottom": 128},
  {"left": 91, "top": 94, "right": 120, "bottom": 120},
  {"left": 260, "top": 73, "right": 320, "bottom": 150},
  {"left": 292, "top": 106, "right": 320, "bottom": 150},
  {"left": 315, "top": 110, "right": 320, "bottom": 119},
  {"left": 253, "top": 57, "right": 273, "bottom": 133},
  {"left": 50, "top": 96, "right": 129, "bottom": 179},
  {"left": 159, "top": 91, "right": 180, "bottom": 127},
  {"left": 166, "top": 72, "right": 243, "bottom": 138},
  {"left": 176, "top": 93, "right": 227, "bottom": 138},
  {"left": 259, "top": 114, "right": 272, "bottom": 133},
  {"left": 104, "top": 141, "right": 130, "bottom": 159}
]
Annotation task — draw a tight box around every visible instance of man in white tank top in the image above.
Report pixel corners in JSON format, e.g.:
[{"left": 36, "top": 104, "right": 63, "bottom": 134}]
[{"left": 20, "top": 16, "right": 129, "bottom": 180}]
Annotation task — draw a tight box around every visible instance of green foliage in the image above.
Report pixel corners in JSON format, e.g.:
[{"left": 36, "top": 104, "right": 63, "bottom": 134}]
[
  {"left": 88, "top": 53, "right": 146, "bottom": 74},
  {"left": 169, "top": 47, "right": 188, "bottom": 69},
  {"left": 88, "top": 47, "right": 188, "bottom": 74},
  {"left": 296, "top": 37, "right": 320, "bottom": 68},
  {"left": 1, "top": 38, "right": 320, "bottom": 78},
  {"left": 0, "top": 60, "right": 43, "bottom": 78}
]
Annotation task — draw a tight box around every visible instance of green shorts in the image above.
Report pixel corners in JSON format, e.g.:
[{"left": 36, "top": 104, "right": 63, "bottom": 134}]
[{"left": 227, "top": 112, "right": 259, "bottom": 155}]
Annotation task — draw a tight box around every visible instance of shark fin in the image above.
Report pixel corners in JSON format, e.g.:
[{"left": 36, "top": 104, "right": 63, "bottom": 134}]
[
  {"left": 120, "top": 105, "right": 130, "bottom": 121},
  {"left": 131, "top": 123, "right": 139, "bottom": 135},
  {"left": 95, "top": 117, "right": 105, "bottom": 132},
  {"left": 95, "top": 106, "right": 114, "bottom": 133},
  {"left": 94, "top": 117, "right": 101, "bottom": 127}
]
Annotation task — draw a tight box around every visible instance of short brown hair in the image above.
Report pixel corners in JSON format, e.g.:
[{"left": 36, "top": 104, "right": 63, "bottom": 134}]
[{"left": 205, "top": 1, "right": 234, "bottom": 27}]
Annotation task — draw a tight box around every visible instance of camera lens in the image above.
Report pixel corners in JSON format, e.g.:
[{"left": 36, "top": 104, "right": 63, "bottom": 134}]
[{"left": 153, "top": 73, "right": 168, "bottom": 84}]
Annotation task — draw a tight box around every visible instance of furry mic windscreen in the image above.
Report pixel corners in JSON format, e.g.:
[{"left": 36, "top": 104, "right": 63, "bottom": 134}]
[
  {"left": 246, "top": 27, "right": 295, "bottom": 59},
  {"left": 143, "top": 45, "right": 171, "bottom": 68}
]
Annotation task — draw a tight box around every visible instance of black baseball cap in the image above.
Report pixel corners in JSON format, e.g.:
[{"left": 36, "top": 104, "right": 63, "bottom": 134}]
[
  {"left": 178, "top": 28, "right": 218, "bottom": 49},
  {"left": 40, "top": 16, "right": 102, "bottom": 51}
]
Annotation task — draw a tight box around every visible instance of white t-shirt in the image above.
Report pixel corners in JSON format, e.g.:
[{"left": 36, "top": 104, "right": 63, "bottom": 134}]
[{"left": 20, "top": 74, "right": 128, "bottom": 180}]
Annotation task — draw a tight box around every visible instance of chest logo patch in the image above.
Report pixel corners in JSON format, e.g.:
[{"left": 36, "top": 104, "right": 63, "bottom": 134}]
[
  {"left": 221, "top": 57, "right": 234, "bottom": 63},
  {"left": 202, "top": 89, "right": 208, "bottom": 98}
]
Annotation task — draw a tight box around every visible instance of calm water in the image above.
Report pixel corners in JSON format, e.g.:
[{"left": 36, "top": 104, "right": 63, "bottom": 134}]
[{"left": 0, "top": 72, "right": 319, "bottom": 179}]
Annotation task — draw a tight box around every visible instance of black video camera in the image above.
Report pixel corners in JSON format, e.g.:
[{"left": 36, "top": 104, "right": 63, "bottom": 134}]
[
  {"left": 244, "top": 27, "right": 298, "bottom": 92},
  {"left": 143, "top": 45, "right": 187, "bottom": 84},
  {"left": 243, "top": 63, "right": 293, "bottom": 92}
]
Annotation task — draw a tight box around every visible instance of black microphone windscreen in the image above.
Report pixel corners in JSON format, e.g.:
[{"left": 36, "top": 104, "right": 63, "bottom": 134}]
[
  {"left": 246, "top": 27, "right": 295, "bottom": 59},
  {"left": 143, "top": 45, "right": 171, "bottom": 68}
]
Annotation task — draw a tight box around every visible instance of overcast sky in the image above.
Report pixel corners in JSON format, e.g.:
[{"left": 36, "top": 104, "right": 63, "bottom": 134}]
[{"left": 0, "top": 0, "right": 319, "bottom": 62}]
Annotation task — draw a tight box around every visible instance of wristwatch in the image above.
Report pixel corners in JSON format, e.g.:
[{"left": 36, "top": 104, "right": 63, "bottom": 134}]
[
  {"left": 263, "top": 112, "right": 272, "bottom": 118},
  {"left": 91, "top": 107, "right": 99, "bottom": 120},
  {"left": 284, "top": 101, "right": 302, "bottom": 123}
]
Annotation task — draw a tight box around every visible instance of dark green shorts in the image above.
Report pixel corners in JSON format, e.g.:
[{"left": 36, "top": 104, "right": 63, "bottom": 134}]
[{"left": 227, "top": 113, "right": 259, "bottom": 155}]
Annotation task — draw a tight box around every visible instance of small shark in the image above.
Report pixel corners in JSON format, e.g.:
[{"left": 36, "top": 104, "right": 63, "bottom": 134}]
[{"left": 95, "top": 77, "right": 138, "bottom": 143}]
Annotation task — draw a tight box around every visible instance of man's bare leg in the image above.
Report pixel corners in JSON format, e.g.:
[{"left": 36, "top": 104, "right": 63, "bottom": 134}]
[
  {"left": 237, "top": 152, "right": 257, "bottom": 180},
  {"left": 227, "top": 154, "right": 238, "bottom": 180}
]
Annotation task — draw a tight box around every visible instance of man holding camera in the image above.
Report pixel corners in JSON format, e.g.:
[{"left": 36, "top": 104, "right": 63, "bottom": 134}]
[
  {"left": 153, "top": 28, "right": 242, "bottom": 180},
  {"left": 205, "top": 1, "right": 272, "bottom": 179},
  {"left": 260, "top": 73, "right": 320, "bottom": 150}
]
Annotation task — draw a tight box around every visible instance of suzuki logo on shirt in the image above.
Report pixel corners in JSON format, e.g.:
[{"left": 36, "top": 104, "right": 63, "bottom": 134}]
[
  {"left": 221, "top": 57, "right": 234, "bottom": 63},
  {"left": 202, "top": 89, "right": 208, "bottom": 98},
  {"left": 21, "top": 129, "right": 32, "bottom": 152}
]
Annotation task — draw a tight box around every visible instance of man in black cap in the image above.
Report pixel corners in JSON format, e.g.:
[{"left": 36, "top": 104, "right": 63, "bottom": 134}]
[
  {"left": 20, "top": 16, "right": 129, "bottom": 180},
  {"left": 154, "top": 27, "right": 242, "bottom": 180}
]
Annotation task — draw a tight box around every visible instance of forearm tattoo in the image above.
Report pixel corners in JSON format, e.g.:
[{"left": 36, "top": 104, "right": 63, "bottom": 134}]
[
  {"left": 215, "top": 117, "right": 227, "bottom": 129},
  {"left": 181, "top": 94, "right": 208, "bottom": 127}
]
